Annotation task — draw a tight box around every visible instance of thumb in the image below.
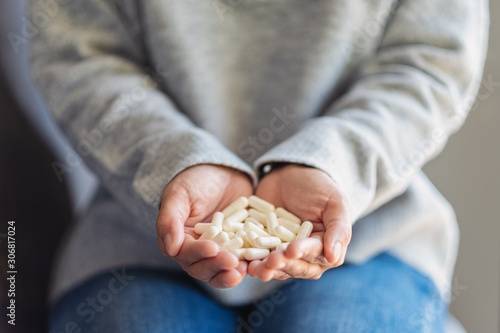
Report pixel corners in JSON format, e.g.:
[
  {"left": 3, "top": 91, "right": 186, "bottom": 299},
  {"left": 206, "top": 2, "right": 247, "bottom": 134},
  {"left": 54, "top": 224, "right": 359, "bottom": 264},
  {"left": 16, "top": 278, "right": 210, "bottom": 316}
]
[
  {"left": 322, "top": 198, "right": 352, "bottom": 264},
  {"left": 156, "top": 189, "right": 189, "bottom": 257}
]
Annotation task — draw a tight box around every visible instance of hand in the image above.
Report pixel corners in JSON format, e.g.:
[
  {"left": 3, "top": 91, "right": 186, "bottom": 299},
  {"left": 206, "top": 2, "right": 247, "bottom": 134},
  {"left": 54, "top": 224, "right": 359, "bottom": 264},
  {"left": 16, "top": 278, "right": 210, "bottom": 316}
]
[
  {"left": 248, "top": 164, "right": 352, "bottom": 281},
  {"left": 156, "top": 164, "right": 253, "bottom": 288}
]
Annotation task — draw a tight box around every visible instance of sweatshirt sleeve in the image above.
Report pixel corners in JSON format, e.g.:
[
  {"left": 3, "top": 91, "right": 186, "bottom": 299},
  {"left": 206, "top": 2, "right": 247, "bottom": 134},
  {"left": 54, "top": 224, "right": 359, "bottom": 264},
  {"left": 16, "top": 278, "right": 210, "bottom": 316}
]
[
  {"left": 29, "top": 0, "right": 256, "bottom": 223},
  {"left": 255, "top": 0, "right": 489, "bottom": 221}
]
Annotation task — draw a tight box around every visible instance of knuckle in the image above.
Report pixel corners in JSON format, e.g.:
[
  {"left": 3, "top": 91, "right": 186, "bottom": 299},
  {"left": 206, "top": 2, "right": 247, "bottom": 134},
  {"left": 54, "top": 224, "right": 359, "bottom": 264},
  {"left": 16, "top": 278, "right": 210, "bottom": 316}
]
[{"left": 298, "top": 265, "right": 312, "bottom": 279}]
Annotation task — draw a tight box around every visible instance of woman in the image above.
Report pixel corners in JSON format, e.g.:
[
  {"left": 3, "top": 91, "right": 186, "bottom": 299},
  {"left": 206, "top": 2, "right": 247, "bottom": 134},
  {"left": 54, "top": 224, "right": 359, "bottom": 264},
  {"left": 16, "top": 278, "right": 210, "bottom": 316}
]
[{"left": 30, "top": 0, "right": 488, "bottom": 331}]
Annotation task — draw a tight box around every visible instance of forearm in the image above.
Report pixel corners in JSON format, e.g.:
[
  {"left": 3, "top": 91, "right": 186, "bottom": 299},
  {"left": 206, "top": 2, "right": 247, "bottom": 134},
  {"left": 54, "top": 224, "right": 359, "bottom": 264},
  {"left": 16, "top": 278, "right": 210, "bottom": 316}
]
[
  {"left": 29, "top": 0, "right": 255, "bottom": 223},
  {"left": 255, "top": 0, "right": 489, "bottom": 221}
]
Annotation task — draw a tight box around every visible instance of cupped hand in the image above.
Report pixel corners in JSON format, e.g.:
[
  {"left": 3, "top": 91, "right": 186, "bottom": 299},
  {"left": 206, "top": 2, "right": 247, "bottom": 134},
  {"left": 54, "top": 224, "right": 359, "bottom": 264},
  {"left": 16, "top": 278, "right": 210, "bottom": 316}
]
[
  {"left": 156, "top": 164, "right": 253, "bottom": 288},
  {"left": 248, "top": 164, "right": 352, "bottom": 281}
]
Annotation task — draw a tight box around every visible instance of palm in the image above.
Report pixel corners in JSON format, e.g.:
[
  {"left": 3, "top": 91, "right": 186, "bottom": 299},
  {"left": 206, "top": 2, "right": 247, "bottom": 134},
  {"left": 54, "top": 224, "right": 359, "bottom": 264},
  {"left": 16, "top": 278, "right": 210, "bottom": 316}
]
[
  {"left": 250, "top": 164, "right": 352, "bottom": 281},
  {"left": 157, "top": 164, "right": 253, "bottom": 288},
  {"left": 255, "top": 165, "right": 341, "bottom": 230}
]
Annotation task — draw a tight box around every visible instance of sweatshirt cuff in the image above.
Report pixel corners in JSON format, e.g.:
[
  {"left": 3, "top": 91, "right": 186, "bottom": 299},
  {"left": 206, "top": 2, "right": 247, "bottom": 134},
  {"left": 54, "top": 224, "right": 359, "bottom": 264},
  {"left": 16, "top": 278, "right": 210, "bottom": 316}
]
[
  {"left": 253, "top": 118, "right": 372, "bottom": 222},
  {"left": 132, "top": 128, "right": 257, "bottom": 221}
]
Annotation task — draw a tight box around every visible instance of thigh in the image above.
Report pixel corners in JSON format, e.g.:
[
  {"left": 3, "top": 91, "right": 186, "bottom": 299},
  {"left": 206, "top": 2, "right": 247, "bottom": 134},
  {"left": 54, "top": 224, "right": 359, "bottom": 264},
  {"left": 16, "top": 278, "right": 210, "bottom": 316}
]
[
  {"left": 49, "top": 268, "right": 239, "bottom": 333},
  {"left": 248, "top": 253, "right": 446, "bottom": 333}
]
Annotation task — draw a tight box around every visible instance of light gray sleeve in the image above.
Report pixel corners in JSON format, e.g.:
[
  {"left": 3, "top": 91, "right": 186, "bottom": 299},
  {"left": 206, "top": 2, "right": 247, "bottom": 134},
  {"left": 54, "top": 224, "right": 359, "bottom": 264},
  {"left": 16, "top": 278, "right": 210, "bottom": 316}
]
[
  {"left": 255, "top": 0, "right": 489, "bottom": 221},
  {"left": 29, "top": 0, "right": 256, "bottom": 223}
]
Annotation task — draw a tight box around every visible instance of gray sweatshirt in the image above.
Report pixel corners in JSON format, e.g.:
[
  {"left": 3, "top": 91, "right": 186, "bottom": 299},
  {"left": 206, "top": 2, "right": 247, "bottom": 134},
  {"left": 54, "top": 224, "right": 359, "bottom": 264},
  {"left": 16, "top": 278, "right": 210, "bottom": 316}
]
[{"left": 29, "top": 0, "right": 489, "bottom": 305}]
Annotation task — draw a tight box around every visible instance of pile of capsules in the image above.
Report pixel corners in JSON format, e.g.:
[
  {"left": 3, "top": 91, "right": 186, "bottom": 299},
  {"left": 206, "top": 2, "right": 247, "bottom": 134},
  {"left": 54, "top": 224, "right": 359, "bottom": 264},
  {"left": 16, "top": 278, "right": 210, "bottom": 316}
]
[{"left": 194, "top": 196, "right": 313, "bottom": 261}]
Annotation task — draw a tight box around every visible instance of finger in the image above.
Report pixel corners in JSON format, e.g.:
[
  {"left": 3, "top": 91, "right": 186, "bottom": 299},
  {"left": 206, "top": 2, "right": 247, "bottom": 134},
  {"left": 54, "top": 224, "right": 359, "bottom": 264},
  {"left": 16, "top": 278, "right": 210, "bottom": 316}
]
[
  {"left": 279, "top": 257, "right": 324, "bottom": 279},
  {"left": 322, "top": 199, "right": 352, "bottom": 264},
  {"left": 175, "top": 237, "right": 219, "bottom": 264},
  {"left": 271, "top": 271, "right": 291, "bottom": 280},
  {"left": 285, "top": 237, "right": 323, "bottom": 261},
  {"left": 156, "top": 188, "right": 190, "bottom": 257},
  {"left": 249, "top": 251, "right": 289, "bottom": 281},
  {"left": 248, "top": 240, "right": 318, "bottom": 281},
  {"left": 247, "top": 259, "right": 261, "bottom": 278},
  {"left": 254, "top": 250, "right": 324, "bottom": 280},
  {"left": 188, "top": 251, "right": 239, "bottom": 281},
  {"left": 209, "top": 268, "right": 245, "bottom": 288},
  {"left": 250, "top": 257, "right": 276, "bottom": 282},
  {"left": 235, "top": 260, "right": 248, "bottom": 277},
  {"left": 323, "top": 222, "right": 351, "bottom": 265}
]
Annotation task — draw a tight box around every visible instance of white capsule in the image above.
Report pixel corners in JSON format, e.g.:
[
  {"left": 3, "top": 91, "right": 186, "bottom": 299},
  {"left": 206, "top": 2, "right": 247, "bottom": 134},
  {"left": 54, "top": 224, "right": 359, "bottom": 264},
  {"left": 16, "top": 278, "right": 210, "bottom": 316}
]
[
  {"left": 199, "top": 226, "right": 220, "bottom": 240},
  {"left": 246, "top": 231, "right": 259, "bottom": 247},
  {"left": 266, "top": 212, "right": 279, "bottom": 236},
  {"left": 254, "top": 236, "right": 282, "bottom": 249},
  {"left": 244, "top": 221, "right": 272, "bottom": 238},
  {"left": 276, "top": 242, "right": 290, "bottom": 251},
  {"left": 275, "top": 207, "right": 301, "bottom": 224},
  {"left": 194, "top": 223, "right": 214, "bottom": 235},
  {"left": 222, "top": 237, "right": 244, "bottom": 251},
  {"left": 212, "top": 231, "right": 230, "bottom": 246},
  {"left": 248, "top": 209, "right": 267, "bottom": 226},
  {"left": 223, "top": 220, "right": 245, "bottom": 233},
  {"left": 296, "top": 221, "right": 313, "bottom": 240},
  {"left": 227, "top": 231, "right": 236, "bottom": 239},
  {"left": 236, "top": 230, "right": 252, "bottom": 247},
  {"left": 248, "top": 195, "right": 275, "bottom": 214},
  {"left": 244, "top": 248, "right": 270, "bottom": 260},
  {"left": 225, "top": 209, "right": 249, "bottom": 223},
  {"left": 229, "top": 248, "right": 246, "bottom": 260},
  {"left": 277, "top": 218, "right": 300, "bottom": 234},
  {"left": 210, "top": 212, "right": 224, "bottom": 228},
  {"left": 275, "top": 225, "right": 296, "bottom": 242},
  {"left": 235, "top": 230, "right": 246, "bottom": 238},
  {"left": 245, "top": 217, "right": 265, "bottom": 229},
  {"left": 221, "top": 197, "right": 249, "bottom": 217}
]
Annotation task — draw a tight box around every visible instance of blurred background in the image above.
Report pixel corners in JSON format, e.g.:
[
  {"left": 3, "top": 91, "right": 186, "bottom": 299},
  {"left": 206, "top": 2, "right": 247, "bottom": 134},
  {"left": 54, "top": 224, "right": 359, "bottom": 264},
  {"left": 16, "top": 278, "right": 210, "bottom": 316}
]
[{"left": 0, "top": 0, "right": 498, "bottom": 332}]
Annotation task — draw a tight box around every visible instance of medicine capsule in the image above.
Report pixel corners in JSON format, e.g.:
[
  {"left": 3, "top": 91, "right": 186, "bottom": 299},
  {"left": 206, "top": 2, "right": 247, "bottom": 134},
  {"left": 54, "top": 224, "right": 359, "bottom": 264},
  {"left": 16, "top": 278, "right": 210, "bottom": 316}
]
[
  {"left": 199, "top": 226, "right": 220, "bottom": 240},
  {"left": 244, "top": 248, "right": 270, "bottom": 260},
  {"left": 266, "top": 212, "right": 279, "bottom": 236},
  {"left": 277, "top": 218, "right": 300, "bottom": 234},
  {"left": 212, "top": 231, "right": 230, "bottom": 246},
  {"left": 244, "top": 221, "right": 271, "bottom": 238},
  {"left": 275, "top": 207, "right": 301, "bottom": 224},
  {"left": 223, "top": 220, "right": 244, "bottom": 232},
  {"left": 230, "top": 248, "right": 246, "bottom": 260},
  {"left": 211, "top": 212, "right": 224, "bottom": 228},
  {"left": 245, "top": 217, "right": 265, "bottom": 229},
  {"left": 248, "top": 195, "right": 275, "bottom": 214},
  {"left": 275, "top": 225, "right": 296, "bottom": 242},
  {"left": 296, "top": 221, "right": 313, "bottom": 239},
  {"left": 225, "top": 209, "right": 249, "bottom": 223},
  {"left": 248, "top": 209, "right": 267, "bottom": 226},
  {"left": 222, "top": 197, "right": 249, "bottom": 217},
  {"left": 246, "top": 231, "right": 259, "bottom": 247},
  {"left": 194, "top": 223, "right": 214, "bottom": 235},
  {"left": 276, "top": 242, "right": 290, "bottom": 251},
  {"left": 236, "top": 230, "right": 252, "bottom": 247},
  {"left": 255, "top": 236, "right": 282, "bottom": 249},
  {"left": 222, "top": 237, "right": 244, "bottom": 251}
]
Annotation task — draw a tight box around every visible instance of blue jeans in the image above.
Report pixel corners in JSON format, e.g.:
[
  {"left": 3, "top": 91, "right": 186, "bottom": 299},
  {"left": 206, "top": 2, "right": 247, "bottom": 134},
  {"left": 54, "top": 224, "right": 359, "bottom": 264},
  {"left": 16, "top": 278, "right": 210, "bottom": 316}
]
[{"left": 49, "top": 253, "right": 446, "bottom": 332}]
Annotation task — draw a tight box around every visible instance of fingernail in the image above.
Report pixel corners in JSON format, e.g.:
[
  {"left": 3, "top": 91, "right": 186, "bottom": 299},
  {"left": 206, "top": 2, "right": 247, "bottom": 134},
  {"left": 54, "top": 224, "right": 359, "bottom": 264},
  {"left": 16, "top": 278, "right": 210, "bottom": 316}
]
[
  {"left": 164, "top": 233, "right": 174, "bottom": 256},
  {"left": 333, "top": 242, "right": 343, "bottom": 263}
]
